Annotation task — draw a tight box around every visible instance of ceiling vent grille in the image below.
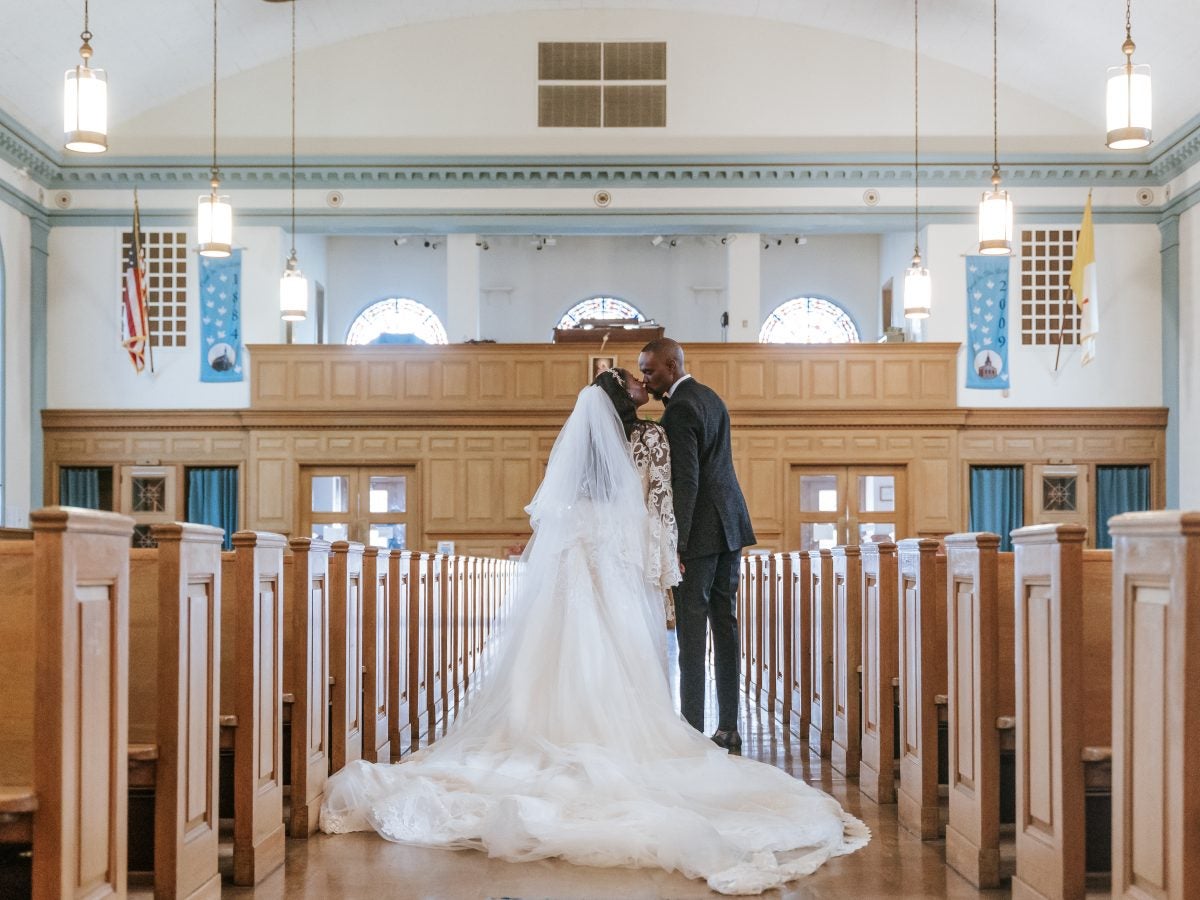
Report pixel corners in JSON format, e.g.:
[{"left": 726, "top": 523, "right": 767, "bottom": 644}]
[{"left": 538, "top": 42, "right": 666, "bottom": 128}]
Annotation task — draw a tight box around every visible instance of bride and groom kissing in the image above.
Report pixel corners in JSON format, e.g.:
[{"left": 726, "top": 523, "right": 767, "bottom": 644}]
[{"left": 319, "top": 337, "right": 868, "bottom": 895}]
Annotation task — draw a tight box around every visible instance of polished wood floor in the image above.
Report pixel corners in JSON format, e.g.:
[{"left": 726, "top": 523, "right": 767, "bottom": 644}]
[{"left": 133, "top": 634, "right": 1109, "bottom": 899}]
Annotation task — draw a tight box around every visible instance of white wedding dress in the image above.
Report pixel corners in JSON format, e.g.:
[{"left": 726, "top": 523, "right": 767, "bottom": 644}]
[{"left": 319, "top": 386, "right": 869, "bottom": 895}]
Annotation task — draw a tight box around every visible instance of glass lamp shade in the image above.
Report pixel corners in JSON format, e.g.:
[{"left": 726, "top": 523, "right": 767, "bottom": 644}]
[
  {"left": 978, "top": 189, "right": 1014, "bottom": 255},
  {"left": 197, "top": 193, "right": 233, "bottom": 258},
  {"left": 1106, "top": 62, "right": 1152, "bottom": 149},
  {"left": 903, "top": 258, "right": 932, "bottom": 319},
  {"left": 279, "top": 258, "right": 309, "bottom": 321},
  {"left": 63, "top": 65, "right": 107, "bottom": 153}
]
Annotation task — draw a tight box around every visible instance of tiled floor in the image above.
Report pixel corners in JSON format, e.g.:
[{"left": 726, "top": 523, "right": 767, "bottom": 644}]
[{"left": 128, "top": 633, "right": 1104, "bottom": 899}]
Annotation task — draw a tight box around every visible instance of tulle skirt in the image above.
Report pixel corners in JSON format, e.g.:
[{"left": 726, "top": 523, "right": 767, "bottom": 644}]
[{"left": 320, "top": 533, "right": 869, "bottom": 895}]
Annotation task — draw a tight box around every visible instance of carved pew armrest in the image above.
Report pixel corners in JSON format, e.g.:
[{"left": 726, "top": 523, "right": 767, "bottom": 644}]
[
  {"left": 128, "top": 742, "right": 159, "bottom": 789},
  {"left": 219, "top": 714, "right": 238, "bottom": 751}
]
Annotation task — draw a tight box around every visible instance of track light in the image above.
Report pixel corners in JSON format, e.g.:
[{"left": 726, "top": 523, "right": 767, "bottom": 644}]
[
  {"left": 794, "top": 235, "right": 807, "bottom": 245},
  {"left": 668, "top": 239, "right": 677, "bottom": 248},
  {"left": 423, "top": 239, "right": 440, "bottom": 249},
  {"left": 651, "top": 235, "right": 664, "bottom": 247},
  {"left": 393, "top": 237, "right": 408, "bottom": 246}
]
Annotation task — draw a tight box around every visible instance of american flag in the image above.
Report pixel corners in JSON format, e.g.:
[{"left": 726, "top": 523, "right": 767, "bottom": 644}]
[{"left": 121, "top": 189, "right": 152, "bottom": 373}]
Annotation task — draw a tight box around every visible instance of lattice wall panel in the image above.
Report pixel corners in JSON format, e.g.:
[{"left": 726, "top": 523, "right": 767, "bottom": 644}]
[
  {"left": 121, "top": 230, "right": 189, "bottom": 348},
  {"left": 1020, "top": 228, "right": 1080, "bottom": 347}
]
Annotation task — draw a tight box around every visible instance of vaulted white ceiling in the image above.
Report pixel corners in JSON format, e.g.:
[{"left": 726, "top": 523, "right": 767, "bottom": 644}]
[{"left": 2, "top": 0, "right": 1195, "bottom": 160}]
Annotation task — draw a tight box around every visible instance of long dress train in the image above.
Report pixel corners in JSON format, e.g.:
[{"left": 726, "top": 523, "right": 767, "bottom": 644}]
[{"left": 319, "top": 386, "right": 868, "bottom": 895}]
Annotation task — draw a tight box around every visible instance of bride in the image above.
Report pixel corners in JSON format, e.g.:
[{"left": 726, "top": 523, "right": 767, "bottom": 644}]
[{"left": 319, "top": 368, "right": 869, "bottom": 895}]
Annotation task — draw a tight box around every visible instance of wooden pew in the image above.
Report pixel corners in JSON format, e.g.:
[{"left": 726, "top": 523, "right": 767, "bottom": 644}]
[
  {"left": 127, "top": 524, "right": 224, "bottom": 899},
  {"left": 406, "top": 552, "right": 430, "bottom": 751},
  {"left": 0, "top": 507, "right": 133, "bottom": 900},
  {"left": 788, "top": 550, "right": 811, "bottom": 740},
  {"left": 1109, "top": 511, "right": 1200, "bottom": 900},
  {"left": 387, "top": 550, "right": 413, "bottom": 760},
  {"left": 943, "top": 532, "right": 1016, "bottom": 888},
  {"left": 859, "top": 541, "right": 898, "bottom": 804},
  {"left": 831, "top": 545, "right": 863, "bottom": 777},
  {"left": 808, "top": 548, "right": 834, "bottom": 758},
  {"left": 1010, "top": 525, "right": 1112, "bottom": 900},
  {"left": 737, "top": 555, "right": 752, "bottom": 697},
  {"left": 447, "top": 555, "right": 466, "bottom": 717},
  {"left": 756, "top": 553, "right": 776, "bottom": 716},
  {"left": 362, "top": 548, "right": 391, "bottom": 765},
  {"left": 770, "top": 552, "right": 792, "bottom": 729},
  {"left": 430, "top": 553, "right": 448, "bottom": 739},
  {"left": 897, "top": 538, "right": 947, "bottom": 840},
  {"left": 220, "top": 531, "right": 287, "bottom": 886},
  {"left": 282, "top": 537, "right": 330, "bottom": 838},
  {"left": 329, "top": 541, "right": 365, "bottom": 772}
]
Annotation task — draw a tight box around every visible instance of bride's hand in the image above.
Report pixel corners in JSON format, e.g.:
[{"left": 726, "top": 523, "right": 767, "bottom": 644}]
[{"left": 677, "top": 554, "right": 685, "bottom": 575}]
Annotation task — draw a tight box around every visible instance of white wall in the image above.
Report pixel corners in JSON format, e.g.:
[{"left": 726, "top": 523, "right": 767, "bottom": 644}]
[
  {"left": 0, "top": 202, "right": 31, "bottom": 525},
  {"left": 285, "top": 233, "right": 329, "bottom": 345},
  {"left": 760, "top": 234, "right": 881, "bottom": 341},
  {"left": 1179, "top": 206, "right": 1200, "bottom": 507},
  {"left": 326, "top": 237, "right": 448, "bottom": 343},
  {"left": 923, "top": 223, "right": 1162, "bottom": 408},
  {"left": 47, "top": 225, "right": 291, "bottom": 409}
]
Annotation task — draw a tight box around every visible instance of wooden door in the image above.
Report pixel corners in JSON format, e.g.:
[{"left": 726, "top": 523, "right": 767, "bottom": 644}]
[{"left": 789, "top": 465, "right": 908, "bottom": 551}]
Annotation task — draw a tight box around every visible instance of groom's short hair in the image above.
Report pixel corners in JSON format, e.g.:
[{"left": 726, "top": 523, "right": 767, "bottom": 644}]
[{"left": 641, "top": 337, "right": 684, "bottom": 369}]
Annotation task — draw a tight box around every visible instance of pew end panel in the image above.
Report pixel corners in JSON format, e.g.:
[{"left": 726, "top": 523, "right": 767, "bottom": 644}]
[
  {"left": 897, "top": 538, "right": 946, "bottom": 841},
  {"left": 227, "top": 531, "right": 287, "bottom": 886},
  {"left": 788, "top": 551, "right": 811, "bottom": 739},
  {"left": 808, "top": 549, "right": 834, "bottom": 759},
  {"left": 362, "top": 548, "right": 391, "bottom": 765},
  {"left": 859, "top": 541, "right": 898, "bottom": 805},
  {"left": 32, "top": 507, "right": 136, "bottom": 900},
  {"left": 771, "top": 553, "right": 793, "bottom": 728},
  {"left": 329, "top": 541, "right": 366, "bottom": 772},
  {"left": 283, "top": 537, "right": 331, "bottom": 838},
  {"left": 1109, "top": 511, "right": 1200, "bottom": 900},
  {"left": 387, "top": 551, "right": 413, "bottom": 761},
  {"left": 831, "top": 546, "right": 863, "bottom": 778}
]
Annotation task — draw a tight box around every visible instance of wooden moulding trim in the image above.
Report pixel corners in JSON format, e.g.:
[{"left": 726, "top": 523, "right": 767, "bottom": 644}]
[{"left": 41, "top": 406, "right": 1169, "bottom": 431}]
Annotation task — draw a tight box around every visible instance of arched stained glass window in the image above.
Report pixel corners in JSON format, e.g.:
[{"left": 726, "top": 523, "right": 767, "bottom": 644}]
[
  {"left": 759, "top": 297, "right": 860, "bottom": 344},
  {"left": 556, "top": 296, "right": 645, "bottom": 329},
  {"left": 346, "top": 298, "right": 448, "bottom": 346}
]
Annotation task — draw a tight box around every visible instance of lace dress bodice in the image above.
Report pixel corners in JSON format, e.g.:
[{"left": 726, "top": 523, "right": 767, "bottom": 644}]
[{"left": 630, "top": 422, "right": 682, "bottom": 592}]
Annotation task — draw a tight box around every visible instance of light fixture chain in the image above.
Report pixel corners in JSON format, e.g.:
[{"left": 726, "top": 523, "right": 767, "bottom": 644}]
[
  {"left": 82, "top": 0, "right": 90, "bottom": 39},
  {"left": 290, "top": 0, "right": 297, "bottom": 255},
  {"left": 992, "top": 0, "right": 999, "bottom": 177},
  {"left": 913, "top": 0, "right": 920, "bottom": 256},
  {"left": 211, "top": 0, "right": 218, "bottom": 181},
  {"left": 1126, "top": 0, "right": 1132, "bottom": 40}
]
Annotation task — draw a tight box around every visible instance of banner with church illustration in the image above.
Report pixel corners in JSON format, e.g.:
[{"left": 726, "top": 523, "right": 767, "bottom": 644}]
[
  {"left": 198, "top": 249, "right": 244, "bottom": 383},
  {"left": 965, "top": 255, "right": 1010, "bottom": 390}
]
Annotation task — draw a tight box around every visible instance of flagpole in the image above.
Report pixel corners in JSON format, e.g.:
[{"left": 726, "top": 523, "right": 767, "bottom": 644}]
[{"left": 134, "top": 189, "right": 155, "bottom": 374}]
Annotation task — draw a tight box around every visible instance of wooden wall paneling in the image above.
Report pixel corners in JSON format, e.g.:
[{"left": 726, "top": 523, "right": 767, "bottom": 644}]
[
  {"left": 223, "top": 531, "right": 287, "bottom": 886},
  {"left": 788, "top": 550, "right": 811, "bottom": 739},
  {"left": 1109, "top": 511, "right": 1200, "bottom": 900},
  {"left": 361, "top": 548, "right": 391, "bottom": 765},
  {"left": 859, "top": 541, "right": 898, "bottom": 804},
  {"left": 329, "top": 541, "right": 365, "bottom": 773},
  {"left": 282, "top": 538, "right": 330, "bottom": 838},
  {"left": 831, "top": 545, "right": 863, "bottom": 778},
  {"left": 150, "top": 523, "right": 224, "bottom": 900},
  {"left": 31, "top": 507, "right": 136, "bottom": 900},
  {"left": 387, "top": 550, "right": 412, "bottom": 761},
  {"left": 1010, "top": 525, "right": 1113, "bottom": 900},
  {"left": 0, "top": 541, "right": 35, "bottom": 802},
  {"left": 808, "top": 549, "right": 834, "bottom": 758},
  {"left": 897, "top": 538, "right": 947, "bottom": 841}
]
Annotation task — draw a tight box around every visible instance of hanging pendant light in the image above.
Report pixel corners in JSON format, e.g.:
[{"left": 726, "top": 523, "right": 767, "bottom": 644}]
[
  {"left": 63, "top": 0, "right": 107, "bottom": 153},
  {"left": 904, "top": 0, "right": 931, "bottom": 320},
  {"left": 978, "top": 0, "right": 1013, "bottom": 256},
  {"left": 1105, "top": 0, "right": 1151, "bottom": 150},
  {"left": 280, "top": 0, "right": 308, "bottom": 321},
  {"left": 198, "top": 0, "right": 232, "bottom": 257}
]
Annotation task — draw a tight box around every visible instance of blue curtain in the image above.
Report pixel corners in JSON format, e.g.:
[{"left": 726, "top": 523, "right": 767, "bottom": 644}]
[
  {"left": 969, "top": 465, "right": 1024, "bottom": 552},
  {"left": 1096, "top": 465, "right": 1151, "bottom": 549},
  {"left": 187, "top": 467, "right": 238, "bottom": 551},
  {"left": 60, "top": 467, "right": 101, "bottom": 509}
]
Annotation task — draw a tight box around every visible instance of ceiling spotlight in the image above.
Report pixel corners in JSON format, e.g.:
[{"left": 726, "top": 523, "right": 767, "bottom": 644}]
[
  {"left": 424, "top": 239, "right": 440, "bottom": 249},
  {"left": 762, "top": 240, "right": 770, "bottom": 250},
  {"left": 794, "top": 235, "right": 807, "bottom": 245},
  {"left": 476, "top": 239, "right": 489, "bottom": 251},
  {"left": 720, "top": 234, "right": 736, "bottom": 246},
  {"left": 669, "top": 239, "right": 678, "bottom": 247},
  {"left": 651, "top": 235, "right": 664, "bottom": 246},
  {"left": 393, "top": 237, "right": 408, "bottom": 246}
]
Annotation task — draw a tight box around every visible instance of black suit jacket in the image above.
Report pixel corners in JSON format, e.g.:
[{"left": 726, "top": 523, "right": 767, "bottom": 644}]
[{"left": 661, "top": 377, "right": 756, "bottom": 559}]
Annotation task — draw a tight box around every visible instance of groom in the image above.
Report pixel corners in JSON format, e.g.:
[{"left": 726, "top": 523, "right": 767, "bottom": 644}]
[{"left": 638, "top": 338, "right": 756, "bottom": 751}]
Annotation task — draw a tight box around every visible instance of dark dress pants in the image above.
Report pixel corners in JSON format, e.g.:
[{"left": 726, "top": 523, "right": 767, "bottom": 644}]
[{"left": 673, "top": 548, "right": 740, "bottom": 732}]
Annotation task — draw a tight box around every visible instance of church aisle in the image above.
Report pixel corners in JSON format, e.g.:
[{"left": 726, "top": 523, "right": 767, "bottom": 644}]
[{"left": 133, "top": 634, "right": 1044, "bottom": 899}]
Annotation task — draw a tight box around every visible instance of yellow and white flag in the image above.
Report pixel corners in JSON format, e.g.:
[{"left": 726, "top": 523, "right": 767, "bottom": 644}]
[{"left": 1069, "top": 192, "right": 1098, "bottom": 365}]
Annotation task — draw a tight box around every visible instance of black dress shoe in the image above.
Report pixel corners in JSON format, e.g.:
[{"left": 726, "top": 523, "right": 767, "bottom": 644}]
[{"left": 710, "top": 729, "right": 742, "bottom": 753}]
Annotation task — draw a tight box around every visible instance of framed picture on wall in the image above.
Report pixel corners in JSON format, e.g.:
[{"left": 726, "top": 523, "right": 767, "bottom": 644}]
[{"left": 589, "top": 355, "right": 616, "bottom": 381}]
